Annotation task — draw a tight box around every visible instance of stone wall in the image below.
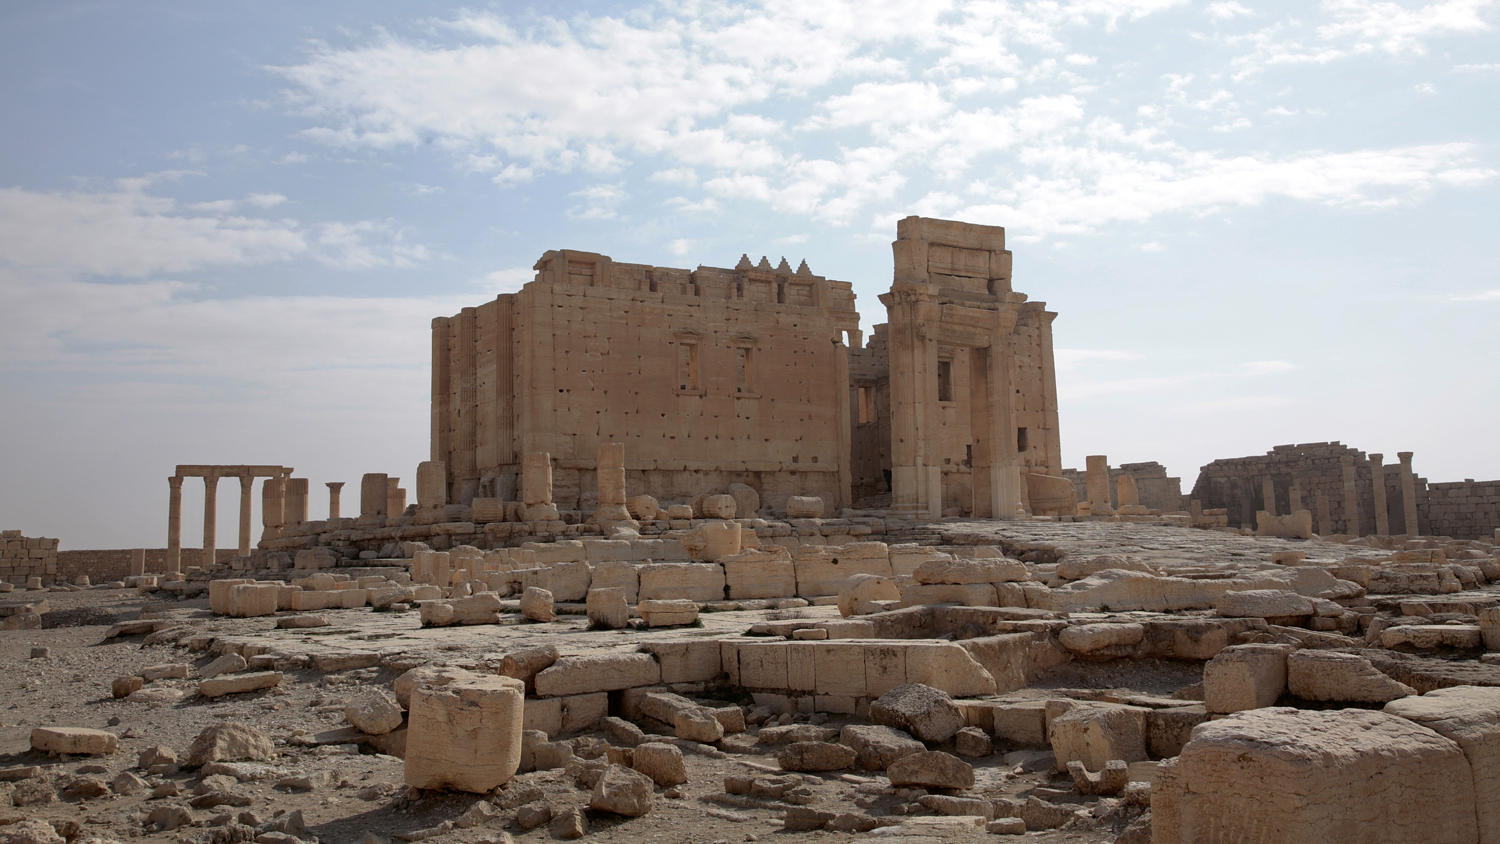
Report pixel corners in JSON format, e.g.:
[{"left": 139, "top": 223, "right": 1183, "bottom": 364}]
[
  {"left": 1423, "top": 479, "right": 1500, "bottom": 541},
  {"left": 1191, "top": 442, "right": 1428, "bottom": 535},
  {"left": 433, "top": 250, "right": 860, "bottom": 516},
  {"left": 1061, "top": 462, "right": 1183, "bottom": 514},
  {"left": 51, "top": 548, "right": 237, "bottom": 584},
  {"left": 848, "top": 324, "right": 893, "bottom": 504},
  {"left": 1, "top": 531, "right": 57, "bottom": 586}
]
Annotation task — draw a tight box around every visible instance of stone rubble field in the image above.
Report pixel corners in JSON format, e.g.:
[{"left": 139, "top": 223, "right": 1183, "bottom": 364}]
[{"left": 4, "top": 519, "right": 1500, "bottom": 844}]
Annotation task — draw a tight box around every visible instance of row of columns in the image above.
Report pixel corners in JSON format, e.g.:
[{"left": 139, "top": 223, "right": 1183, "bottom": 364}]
[
  {"left": 166, "top": 467, "right": 352, "bottom": 572},
  {"left": 1261, "top": 451, "right": 1420, "bottom": 537}
]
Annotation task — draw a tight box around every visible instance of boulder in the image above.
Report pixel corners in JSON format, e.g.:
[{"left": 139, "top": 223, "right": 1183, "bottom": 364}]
[
  {"left": 186, "top": 722, "right": 274, "bottom": 765},
  {"left": 0, "top": 820, "right": 65, "bottom": 844},
  {"left": 839, "top": 724, "right": 926, "bottom": 770},
  {"left": 1203, "top": 644, "right": 1292, "bottom": 714},
  {"left": 779, "top": 741, "right": 857, "bottom": 772},
  {"left": 870, "top": 684, "right": 966, "bottom": 744},
  {"left": 1154, "top": 707, "right": 1476, "bottom": 844},
  {"left": 837, "top": 574, "right": 900, "bottom": 618},
  {"left": 886, "top": 751, "right": 974, "bottom": 789},
  {"left": 589, "top": 764, "right": 654, "bottom": 817},
  {"left": 346, "top": 689, "right": 404, "bottom": 735},
  {"left": 405, "top": 672, "right": 525, "bottom": 793},
  {"left": 1287, "top": 650, "right": 1416, "bottom": 703},
  {"left": 954, "top": 726, "right": 993, "bottom": 758}
]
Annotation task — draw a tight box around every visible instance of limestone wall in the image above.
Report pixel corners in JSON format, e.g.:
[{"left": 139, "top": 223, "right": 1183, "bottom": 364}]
[
  {"left": 1061, "top": 462, "right": 1183, "bottom": 514},
  {"left": 1, "top": 530, "right": 57, "bottom": 586},
  {"left": 434, "top": 250, "right": 860, "bottom": 515},
  {"left": 1191, "top": 442, "right": 1429, "bottom": 535},
  {"left": 53, "top": 548, "right": 236, "bottom": 584},
  {"left": 1424, "top": 479, "right": 1500, "bottom": 540},
  {"left": 848, "top": 325, "right": 893, "bottom": 504}
]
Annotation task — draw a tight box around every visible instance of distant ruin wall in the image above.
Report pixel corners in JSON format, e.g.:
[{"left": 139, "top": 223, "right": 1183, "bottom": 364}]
[
  {"left": 53, "top": 548, "right": 237, "bottom": 585},
  {"left": 1423, "top": 479, "right": 1500, "bottom": 541},
  {"left": 1061, "top": 462, "right": 1183, "bottom": 513},
  {"left": 1, "top": 532, "right": 57, "bottom": 586}
]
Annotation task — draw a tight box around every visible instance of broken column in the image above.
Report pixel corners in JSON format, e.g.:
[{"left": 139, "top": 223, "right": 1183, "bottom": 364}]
[
  {"left": 1289, "top": 482, "right": 1303, "bottom": 515},
  {"left": 1085, "top": 456, "right": 1114, "bottom": 516},
  {"left": 522, "top": 453, "right": 558, "bottom": 522},
  {"left": 1116, "top": 474, "right": 1147, "bottom": 515},
  {"left": 1261, "top": 477, "right": 1277, "bottom": 518},
  {"left": 417, "top": 461, "right": 447, "bottom": 510},
  {"left": 387, "top": 478, "right": 406, "bottom": 518},
  {"left": 1316, "top": 491, "right": 1331, "bottom": 537},
  {"left": 1370, "top": 453, "right": 1390, "bottom": 536},
  {"left": 593, "top": 443, "right": 638, "bottom": 531},
  {"left": 285, "top": 478, "right": 309, "bottom": 525},
  {"left": 129, "top": 548, "right": 146, "bottom": 577},
  {"left": 1399, "top": 452, "right": 1420, "bottom": 536},
  {"left": 237, "top": 474, "right": 254, "bottom": 556},
  {"left": 359, "top": 473, "right": 388, "bottom": 527},
  {"left": 166, "top": 475, "right": 183, "bottom": 573},
  {"left": 405, "top": 672, "right": 526, "bottom": 793},
  {"left": 202, "top": 473, "right": 219, "bottom": 568},
  {"left": 261, "top": 476, "right": 285, "bottom": 544},
  {"left": 326, "top": 482, "right": 344, "bottom": 520}
]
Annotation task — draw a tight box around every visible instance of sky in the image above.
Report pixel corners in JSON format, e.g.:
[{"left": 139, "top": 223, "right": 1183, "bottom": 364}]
[{"left": 1, "top": 0, "right": 1497, "bottom": 550}]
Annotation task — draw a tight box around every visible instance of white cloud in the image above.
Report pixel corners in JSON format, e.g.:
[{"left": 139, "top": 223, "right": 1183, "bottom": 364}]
[
  {"left": 1054, "top": 348, "right": 1148, "bottom": 372},
  {"left": 567, "top": 183, "right": 627, "bottom": 220},
  {"left": 0, "top": 180, "right": 432, "bottom": 280},
  {"left": 1206, "top": 2, "right": 1254, "bottom": 18},
  {"left": 1450, "top": 289, "right": 1500, "bottom": 301},
  {"left": 1455, "top": 62, "right": 1500, "bottom": 70},
  {"left": 667, "top": 238, "right": 694, "bottom": 256},
  {"left": 1239, "top": 360, "right": 1298, "bottom": 375},
  {"left": 775, "top": 234, "right": 810, "bottom": 244},
  {"left": 1140, "top": 241, "right": 1164, "bottom": 251},
  {"left": 483, "top": 267, "right": 532, "bottom": 293},
  {"left": 1317, "top": 0, "right": 1493, "bottom": 55}
]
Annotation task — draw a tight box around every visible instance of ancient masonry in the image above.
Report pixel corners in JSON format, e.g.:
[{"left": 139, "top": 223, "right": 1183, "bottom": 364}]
[
  {"left": 0, "top": 530, "right": 57, "bottom": 588},
  {"left": 1060, "top": 461, "right": 1183, "bottom": 515},
  {"left": 431, "top": 216, "right": 1068, "bottom": 522}
]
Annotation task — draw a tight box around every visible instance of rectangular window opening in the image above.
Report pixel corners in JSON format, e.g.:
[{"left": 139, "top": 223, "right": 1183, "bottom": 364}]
[
  {"left": 937, "top": 360, "right": 953, "bottom": 402},
  {"left": 735, "top": 347, "right": 748, "bottom": 393},
  {"left": 1017, "top": 427, "right": 1029, "bottom": 453}
]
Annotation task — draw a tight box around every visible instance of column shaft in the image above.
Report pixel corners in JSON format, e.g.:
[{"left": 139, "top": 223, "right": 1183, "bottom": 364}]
[
  {"left": 1341, "top": 456, "right": 1360, "bottom": 536},
  {"left": 167, "top": 476, "right": 183, "bottom": 573},
  {"left": 202, "top": 474, "right": 219, "bottom": 567},
  {"left": 238, "top": 475, "right": 254, "bottom": 556},
  {"left": 1369, "top": 454, "right": 1390, "bottom": 536},
  {"left": 1399, "top": 452, "right": 1420, "bottom": 536}
]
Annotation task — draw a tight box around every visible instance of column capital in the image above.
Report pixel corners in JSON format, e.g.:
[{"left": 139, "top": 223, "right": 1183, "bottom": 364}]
[
  {"left": 1369, "top": 452, "right": 1383, "bottom": 463},
  {"left": 327, "top": 481, "right": 345, "bottom": 490},
  {"left": 239, "top": 474, "right": 254, "bottom": 489},
  {"left": 1398, "top": 451, "right": 1414, "bottom": 464},
  {"left": 168, "top": 475, "right": 184, "bottom": 489}
]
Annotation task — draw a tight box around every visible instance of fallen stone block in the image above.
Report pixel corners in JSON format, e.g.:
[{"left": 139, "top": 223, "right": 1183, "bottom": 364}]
[
  {"left": 886, "top": 750, "right": 974, "bottom": 789},
  {"left": 31, "top": 727, "right": 117, "bottom": 756},
  {"left": 199, "top": 671, "right": 282, "bottom": 698},
  {"left": 1048, "top": 704, "right": 1147, "bottom": 773},
  {"left": 632, "top": 742, "right": 687, "bottom": 786},
  {"left": 638, "top": 598, "right": 699, "bottom": 627},
  {"left": 1387, "top": 685, "right": 1500, "bottom": 844},
  {"left": 778, "top": 741, "right": 856, "bottom": 772},
  {"left": 839, "top": 724, "right": 925, "bottom": 770},
  {"left": 404, "top": 672, "right": 525, "bottom": 793},
  {"left": 1203, "top": 644, "right": 1292, "bottom": 714},
  {"left": 534, "top": 653, "right": 662, "bottom": 697},
  {"left": 870, "top": 683, "right": 965, "bottom": 743},
  {"left": 590, "top": 764, "right": 653, "bottom": 817},
  {"left": 186, "top": 722, "right": 274, "bottom": 765},
  {"left": 346, "top": 689, "right": 405, "bottom": 735}
]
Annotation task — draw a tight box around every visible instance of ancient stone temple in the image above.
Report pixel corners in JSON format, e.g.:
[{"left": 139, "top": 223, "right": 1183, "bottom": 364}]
[{"left": 431, "top": 216, "right": 1067, "bottom": 519}]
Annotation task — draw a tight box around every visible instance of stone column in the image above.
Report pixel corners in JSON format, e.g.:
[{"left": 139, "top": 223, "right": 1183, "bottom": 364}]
[
  {"left": 326, "top": 482, "right": 344, "bottom": 520},
  {"left": 1289, "top": 483, "right": 1303, "bottom": 514},
  {"left": 237, "top": 475, "right": 254, "bottom": 556},
  {"left": 1085, "top": 456, "right": 1113, "bottom": 516},
  {"left": 1262, "top": 477, "right": 1277, "bottom": 518},
  {"left": 1341, "top": 456, "right": 1360, "bottom": 536},
  {"left": 387, "top": 478, "right": 407, "bottom": 518},
  {"left": 1399, "top": 452, "right": 1420, "bottom": 536},
  {"left": 594, "top": 443, "right": 638, "bottom": 529},
  {"left": 522, "top": 453, "right": 553, "bottom": 505},
  {"left": 285, "top": 479, "right": 309, "bottom": 524},
  {"left": 1316, "top": 491, "right": 1331, "bottom": 537},
  {"left": 417, "top": 462, "right": 447, "bottom": 510},
  {"left": 129, "top": 548, "right": 146, "bottom": 577},
  {"left": 166, "top": 475, "right": 183, "bottom": 573},
  {"left": 1118, "top": 474, "right": 1140, "bottom": 507},
  {"left": 360, "top": 474, "right": 389, "bottom": 524},
  {"left": 202, "top": 473, "right": 219, "bottom": 568},
  {"left": 261, "top": 476, "right": 285, "bottom": 543},
  {"left": 1369, "top": 453, "right": 1390, "bottom": 536}
]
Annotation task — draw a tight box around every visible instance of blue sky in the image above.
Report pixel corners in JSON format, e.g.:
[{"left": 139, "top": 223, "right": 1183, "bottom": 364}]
[{"left": 1, "top": 0, "right": 1496, "bottom": 549}]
